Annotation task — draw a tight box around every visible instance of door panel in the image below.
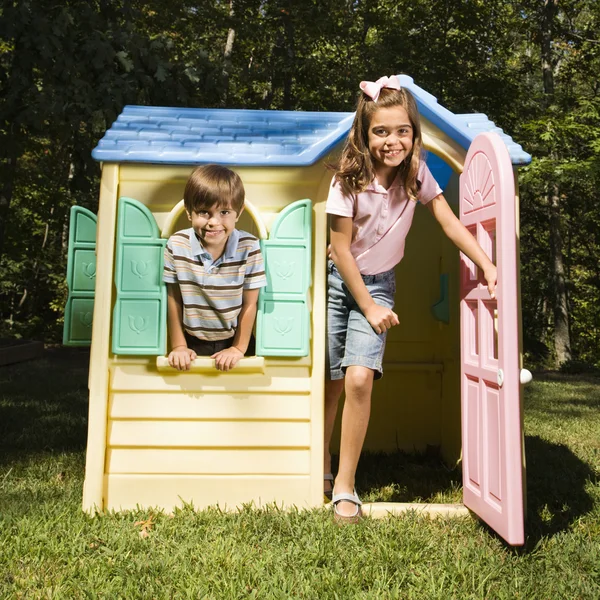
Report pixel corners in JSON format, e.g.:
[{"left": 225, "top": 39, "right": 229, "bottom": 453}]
[{"left": 460, "top": 132, "right": 525, "bottom": 546}]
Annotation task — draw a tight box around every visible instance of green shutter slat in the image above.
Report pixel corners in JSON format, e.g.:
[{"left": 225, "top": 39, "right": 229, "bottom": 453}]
[
  {"left": 112, "top": 197, "right": 167, "bottom": 355},
  {"left": 63, "top": 206, "right": 97, "bottom": 346},
  {"left": 257, "top": 200, "right": 312, "bottom": 357}
]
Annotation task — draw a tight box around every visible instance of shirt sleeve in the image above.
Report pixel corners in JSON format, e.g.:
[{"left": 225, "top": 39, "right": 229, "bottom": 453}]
[
  {"left": 244, "top": 240, "right": 267, "bottom": 290},
  {"left": 163, "top": 237, "right": 177, "bottom": 284},
  {"left": 417, "top": 162, "right": 443, "bottom": 205},
  {"left": 325, "top": 177, "right": 355, "bottom": 218}
]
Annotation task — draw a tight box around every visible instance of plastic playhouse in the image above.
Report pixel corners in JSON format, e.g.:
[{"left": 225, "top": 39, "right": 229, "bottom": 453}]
[{"left": 63, "top": 75, "right": 531, "bottom": 545}]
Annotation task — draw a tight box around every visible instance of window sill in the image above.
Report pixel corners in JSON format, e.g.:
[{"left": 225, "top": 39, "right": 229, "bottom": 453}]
[{"left": 156, "top": 356, "right": 265, "bottom": 374}]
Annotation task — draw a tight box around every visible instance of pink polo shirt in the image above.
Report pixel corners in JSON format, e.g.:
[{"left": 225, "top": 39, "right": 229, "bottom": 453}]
[{"left": 325, "top": 162, "right": 443, "bottom": 275}]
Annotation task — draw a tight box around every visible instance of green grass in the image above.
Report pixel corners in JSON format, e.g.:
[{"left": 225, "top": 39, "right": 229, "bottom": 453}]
[{"left": 1, "top": 349, "right": 599, "bottom": 599}]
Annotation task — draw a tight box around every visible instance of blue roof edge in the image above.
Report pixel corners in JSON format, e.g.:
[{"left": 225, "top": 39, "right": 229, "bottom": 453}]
[{"left": 398, "top": 74, "right": 531, "bottom": 166}]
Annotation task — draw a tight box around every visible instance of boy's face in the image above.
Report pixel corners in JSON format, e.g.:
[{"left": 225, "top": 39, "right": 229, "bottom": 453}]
[{"left": 186, "top": 204, "right": 242, "bottom": 252}]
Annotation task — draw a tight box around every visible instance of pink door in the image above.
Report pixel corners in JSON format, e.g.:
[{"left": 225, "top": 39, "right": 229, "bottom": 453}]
[{"left": 459, "top": 132, "right": 525, "bottom": 546}]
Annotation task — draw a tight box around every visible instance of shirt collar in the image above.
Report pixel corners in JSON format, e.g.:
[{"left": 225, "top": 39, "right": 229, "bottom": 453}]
[
  {"left": 223, "top": 228, "right": 240, "bottom": 259},
  {"left": 189, "top": 227, "right": 239, "bottom": 260},
  {"left": 367, "top": 170, "right": 402, "bottom": 193},
  {"left": 189, "top": 229, "right": 207, "bottom": 258}
]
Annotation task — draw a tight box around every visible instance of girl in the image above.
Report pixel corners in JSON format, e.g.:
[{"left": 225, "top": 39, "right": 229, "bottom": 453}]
[{"left": 324, "top": 76, "right": 497, "bottom": 523}]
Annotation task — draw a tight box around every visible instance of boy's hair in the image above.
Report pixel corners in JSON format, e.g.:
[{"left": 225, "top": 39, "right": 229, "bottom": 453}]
[
  {"left": 184, "top": 164, "right": 245, "bottom": 214},
  {"left": 334, "top": 87, "right": 423, "bottom": 201}
]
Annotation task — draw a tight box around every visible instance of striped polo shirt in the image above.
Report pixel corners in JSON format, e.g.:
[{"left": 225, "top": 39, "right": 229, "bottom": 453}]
[{"left": 163, "top": 228, "right": 267, "bottom": 341}]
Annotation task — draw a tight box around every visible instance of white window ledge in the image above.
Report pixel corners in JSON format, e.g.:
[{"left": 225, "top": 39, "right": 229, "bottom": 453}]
[{"left": 156, "top": 356, "right": 265, "bottom": 374}]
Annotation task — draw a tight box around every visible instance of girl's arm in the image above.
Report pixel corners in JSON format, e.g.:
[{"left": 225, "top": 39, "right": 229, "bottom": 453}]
[
  {"left": 166, "top": 283, "right": 197, "bottom": 370},
  {"left": 427, "top": 195, "right": 497, "bottom": 298},
  {"left": 330, "top": 215, "right": 399, "bottom": 334},
  {"left": 212, "top": 288, "right": 259, "bottom": 371}
]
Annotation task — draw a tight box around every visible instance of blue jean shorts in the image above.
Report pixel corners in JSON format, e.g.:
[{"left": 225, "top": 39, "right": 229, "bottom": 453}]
[{"left": 326, "top": 260, "right": 396, "bottom": 380}]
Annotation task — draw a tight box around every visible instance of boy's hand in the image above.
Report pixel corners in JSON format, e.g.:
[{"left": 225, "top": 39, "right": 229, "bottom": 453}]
[
  {"left": 484, "top": 264, "right": 498, "bottom": 299},
  {"left": 364, "top": 304, "right": 399, "bottom": 335},
  {"left": 168, "top": 346, "right": 197, "bottom": 371},
  {"left": 212, "top": 346, "right": 244, "bottom": 371}
]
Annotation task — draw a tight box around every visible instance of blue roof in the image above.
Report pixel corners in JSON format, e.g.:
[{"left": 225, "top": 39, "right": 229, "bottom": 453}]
[
  {"left": 92, "top": 75, "right": 530, "bottom": 166},
  {"left": 92, "top": 107, "right": 355, "bottom": 166}
]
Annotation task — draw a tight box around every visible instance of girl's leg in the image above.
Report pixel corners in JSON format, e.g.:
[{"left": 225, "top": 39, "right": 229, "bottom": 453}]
[
  {"left": 324, "top": 262, "right": 349, "bottom": 495},
  {"left": 334, "top": 364, "right": 374, "bottom": 516},
  {"left": 324, "top": 378, "right": 345, "bottom": 495}
]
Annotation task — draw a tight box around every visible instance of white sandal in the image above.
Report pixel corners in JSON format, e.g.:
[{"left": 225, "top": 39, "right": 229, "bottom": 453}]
[{"left": 332, "top": 489, "right": 363, "bottom": 524}]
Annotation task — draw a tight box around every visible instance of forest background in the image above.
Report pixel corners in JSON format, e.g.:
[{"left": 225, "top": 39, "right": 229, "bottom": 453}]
[{"left": 1, "top": 0, "right": 599, "bottom": 369}]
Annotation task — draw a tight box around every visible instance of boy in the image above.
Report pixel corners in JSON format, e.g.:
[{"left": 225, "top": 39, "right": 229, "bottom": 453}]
[{"left": 163, "top": 164, "right": 266, "bottom": 371}]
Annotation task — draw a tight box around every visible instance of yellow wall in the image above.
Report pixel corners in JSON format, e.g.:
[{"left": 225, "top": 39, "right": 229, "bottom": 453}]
[{"left": 84, "top": 162, "right": 332, "bottom": 513}]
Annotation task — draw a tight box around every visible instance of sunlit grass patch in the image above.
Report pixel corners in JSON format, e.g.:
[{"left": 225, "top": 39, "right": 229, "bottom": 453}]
[{"left": 1, "top": 353, "right": 599, "bottom": 598}]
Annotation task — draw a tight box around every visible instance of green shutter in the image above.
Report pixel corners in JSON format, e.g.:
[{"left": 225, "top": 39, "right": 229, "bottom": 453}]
[
  {"left": 63, "top": 206, "right": 97, "bottom": 346},
  {"left": 257, "top": 199, "right": 312, "bottom": 357},
  {"left": 112, "top": 197, "right": 167, "bottom": 355}
]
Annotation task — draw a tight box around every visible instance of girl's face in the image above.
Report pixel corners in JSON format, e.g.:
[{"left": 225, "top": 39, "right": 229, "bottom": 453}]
[{"left": 367, "top": 105, "right": 414, "bottom": 179}]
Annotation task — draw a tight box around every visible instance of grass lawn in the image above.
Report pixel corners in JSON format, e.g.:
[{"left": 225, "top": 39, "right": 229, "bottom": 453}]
[{"left": 1, "top": 348, "right": 599, "bottom": 599}]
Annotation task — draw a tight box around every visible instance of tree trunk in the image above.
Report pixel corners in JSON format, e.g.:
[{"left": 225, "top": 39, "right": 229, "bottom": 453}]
[
  {"left": 548, "top": 183, "right": 571, "bottom": 365},
  {"left": 540, "top": 0, "right": 571, "bottom": 366},
  {"left": 281, "top": 3, "right": 295, "bottom": 110},
  {"left": 222, "top": 0, "right": 236, "bottom": 106}
]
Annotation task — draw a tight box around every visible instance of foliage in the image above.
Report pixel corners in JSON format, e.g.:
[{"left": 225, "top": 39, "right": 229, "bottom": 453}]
[
  {"left": 516, "top": 0, "right": 600, "bottom": 367},
  {"left": 0, "top": 0, "right": 599, "bottom": 366}
]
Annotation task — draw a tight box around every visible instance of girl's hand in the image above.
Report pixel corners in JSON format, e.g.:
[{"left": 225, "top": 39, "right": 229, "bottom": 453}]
[
  {"left": 212, "top": 346, "right": 244, "bottom": 371},
  {"left": 484, "top": 264, "right": 498, "bottom": 299},
  {"left": 364, "top": 304, "right": 399, "bottom": 335},
  {"left": 168, "top": 346, "right": 197, "bottom": 371}
]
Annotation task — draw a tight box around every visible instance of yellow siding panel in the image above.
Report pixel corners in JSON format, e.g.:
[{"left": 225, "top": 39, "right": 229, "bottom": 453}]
[
  {"left": 110, "top": 365, "right": 312, "bottom": 393},
  {"left": 107, "top": 448, "right": 310, "bottom": 475},
  {"left": 108, "top": 420, "right": 310, "bottom": 448},
  {"left": 117, "top": 165, "right": 325, "bottom": 216},
  {"left": 109, "top": 393, "right": 311, "bottom": 420},
  {"left": 104, "top": 474, "right": 313, "bottom": 511}
]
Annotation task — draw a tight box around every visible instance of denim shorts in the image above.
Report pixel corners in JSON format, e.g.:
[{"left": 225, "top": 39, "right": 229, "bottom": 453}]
[{"left": 326, "top": 260, "right": 396, "bottom": 380}]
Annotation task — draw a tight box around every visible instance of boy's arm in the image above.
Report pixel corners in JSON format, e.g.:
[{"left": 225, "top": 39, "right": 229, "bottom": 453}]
[
  {"left": 167, "top": 283, "right": 187, "bottom": 349},
  {"left": 232, "top": 288, "right": 259, "bottom": 354},
  {"left": 212, "top": 288, "right": 259, "bottom": 371},
  {"left": 166, "top": 283, "right": 196, "bottom": 370},
  {"left": 330, "top": 215, "right": 399, "bottom": 334},
  {"left": 427, "top": 194, "right": 497, "bottom": 298}
]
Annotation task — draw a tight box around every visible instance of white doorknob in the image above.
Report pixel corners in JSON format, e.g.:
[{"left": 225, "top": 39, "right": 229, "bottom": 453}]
[{"left": 520, "top": 369, "right": 533, "bottom": 385}]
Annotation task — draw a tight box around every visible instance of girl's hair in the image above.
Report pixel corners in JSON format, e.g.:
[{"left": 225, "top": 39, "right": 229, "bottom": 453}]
[
  {"left": 184, "top": 164, "right": 245, "bottom": 214},
  {"left": 334, "top": 87, "right": 423, "bottom": 201}
]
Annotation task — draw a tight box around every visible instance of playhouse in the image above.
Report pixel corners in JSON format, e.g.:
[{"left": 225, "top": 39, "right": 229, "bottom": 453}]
[{"left": 63, "top": 75, "right": 531, "bottom": 545}]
